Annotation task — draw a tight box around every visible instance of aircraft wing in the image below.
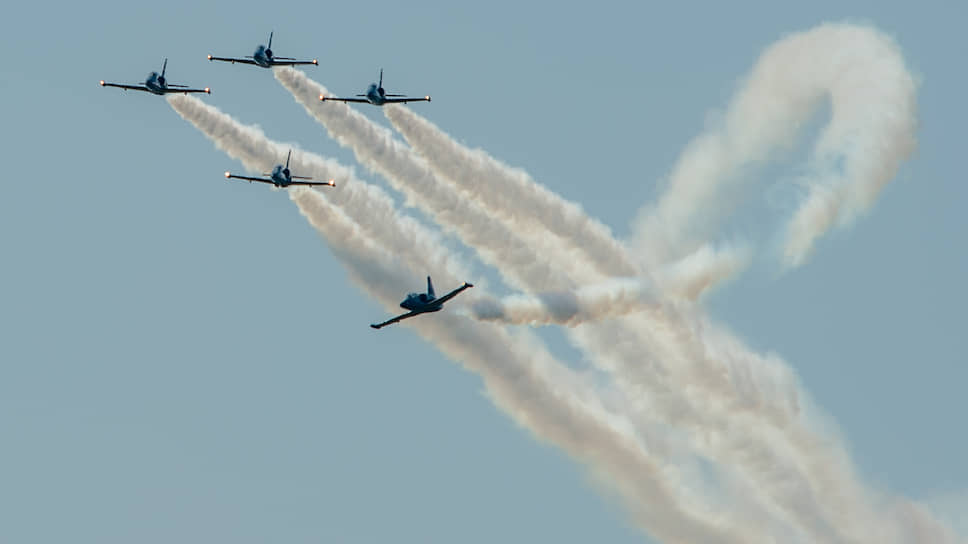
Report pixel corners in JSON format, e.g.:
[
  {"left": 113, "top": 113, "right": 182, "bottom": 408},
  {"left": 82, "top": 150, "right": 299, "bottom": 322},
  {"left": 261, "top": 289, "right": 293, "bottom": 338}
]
[
  {"left": 370, "top": 310, "right": 419, "bottom": 330},
  {"left": 225, "top": 173, "right": 274, "bottom": 184},
  {"left": 287, "top": 180, "right": 336, "bottom": 187},
  {"left": 208, "top": 55, "right": 258, "bottom": 65},
  {"left": 100, "top": 82, "right": 151, "bottom": 92},
  {"left": 270, "top": 59, "right": 318, "bottom": 66},
  {"left": 319, "top": 96, "right": 369, "bottom": 103},
  {"left": 433, "top": 282, "right": 474, "bottom": 307},
  {"left": 162, "top": 86, "right": 211, "bottom": 94},
  {"left": 382, "top": 96, "right": 432, "bottom": 104}
]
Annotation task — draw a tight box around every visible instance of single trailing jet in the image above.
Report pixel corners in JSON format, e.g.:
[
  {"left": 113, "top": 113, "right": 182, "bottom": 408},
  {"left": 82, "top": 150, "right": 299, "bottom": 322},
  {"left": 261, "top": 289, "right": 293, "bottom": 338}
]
[
  {"left": 100, "top": 59, "right": 210, "bottom": 95},
  {"left": 320, "top": 69, "right": 430, "bottom": 106},
  {"left": 208, "top": 31, "right": 318, "bottom": 68},
  {"left": 224, "top": 150, "right": 335, "bottom": 188},
  {"left": 370, "top": 277, "right": 473, "bottom": 330}
]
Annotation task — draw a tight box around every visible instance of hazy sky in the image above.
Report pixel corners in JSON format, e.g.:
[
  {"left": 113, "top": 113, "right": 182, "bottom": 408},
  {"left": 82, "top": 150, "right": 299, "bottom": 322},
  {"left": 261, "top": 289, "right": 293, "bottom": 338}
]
[{"left": 2, "top": 1, "right": 966, "bottom": 542}]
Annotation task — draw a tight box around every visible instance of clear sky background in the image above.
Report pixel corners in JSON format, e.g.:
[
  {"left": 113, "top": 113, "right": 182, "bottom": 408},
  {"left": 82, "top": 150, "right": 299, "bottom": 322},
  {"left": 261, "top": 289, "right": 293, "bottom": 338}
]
[{"left": 1, "top": 1, "right": 966, "bottom": 542}]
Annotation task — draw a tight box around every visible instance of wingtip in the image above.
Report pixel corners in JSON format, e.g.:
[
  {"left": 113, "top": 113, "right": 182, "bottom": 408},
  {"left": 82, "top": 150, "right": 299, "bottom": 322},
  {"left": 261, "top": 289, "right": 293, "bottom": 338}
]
[
  {"left": 319, "top": 94, "right": 326, "bottom": 101},
  {"left": 328, "top": 180, "right": 336, "bottom": 187},
  {"left": 99, "top": 80, "right": 105, "bottom": 86},
  {"left": 207, "top": 54, "right": 213, "bottom": 61},
  {"left": 370, "top": 324, "right": 381, "bottom": 329},
  {"left": 465, "top": 282, "right": 474, "bottom": 288},
  {"left": 426, "top": 95, "right": 431, "bottom": 102},
  {"left": 205, "top": 87, "right": 211, "bottom": 94},
  {"left": 312, "top": 59, "right": 318, "bottom": 65}
]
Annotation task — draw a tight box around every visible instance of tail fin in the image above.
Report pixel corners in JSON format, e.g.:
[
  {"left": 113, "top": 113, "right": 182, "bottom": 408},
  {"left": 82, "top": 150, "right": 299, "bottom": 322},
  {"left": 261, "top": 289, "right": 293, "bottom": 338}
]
[
  {"left": 379, "top": 68, "right": 383, "bottom": 89},
  {"left": 268, "top": 31, "right": 273, "bottom": 50},
  {"left": 286, "top": 149, "right": 291, "bottom": 169},
  {"left": 161, "top": 58, "right": 168, "bottom": 78},
  {"left": 426, "top": 276, "right": 435, "bottom": 298}
]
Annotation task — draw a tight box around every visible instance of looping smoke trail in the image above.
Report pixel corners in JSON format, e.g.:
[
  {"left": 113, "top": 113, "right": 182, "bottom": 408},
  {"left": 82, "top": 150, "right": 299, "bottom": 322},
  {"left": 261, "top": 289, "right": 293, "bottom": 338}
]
[
  {"left": 370, "top": 23, "right": 956, "bottom": 542},
  {"left": 377, "top": 76, "right": 861, "bottom": 542},
  {"left": 630, "top": 23, "right": 918, "bottom": 269}
]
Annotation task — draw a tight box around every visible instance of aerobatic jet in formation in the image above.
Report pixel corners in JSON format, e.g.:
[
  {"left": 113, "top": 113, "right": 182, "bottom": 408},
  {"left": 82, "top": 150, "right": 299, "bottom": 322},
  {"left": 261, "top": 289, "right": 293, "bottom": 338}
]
[
  {"left": 320, "top": 69, "right": 431, "bottom": 106},
  {"left": 208, "top": 32, "right": 318, "bottom": 68},
  {"left": 224, "top": 150, "right": 335, "bottom": 188},
  {"left": 370, "top": 277, "right": 473, "bottom": 330},
  {"left": 100, "top": 59, "right": 210, "bottom": 95}
]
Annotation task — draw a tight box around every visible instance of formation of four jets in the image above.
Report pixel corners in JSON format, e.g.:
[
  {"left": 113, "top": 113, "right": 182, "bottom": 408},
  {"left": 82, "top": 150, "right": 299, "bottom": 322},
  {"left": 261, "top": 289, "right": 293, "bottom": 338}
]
[{"left": 100, "top": 32, "right": 470, "bottom": 329}]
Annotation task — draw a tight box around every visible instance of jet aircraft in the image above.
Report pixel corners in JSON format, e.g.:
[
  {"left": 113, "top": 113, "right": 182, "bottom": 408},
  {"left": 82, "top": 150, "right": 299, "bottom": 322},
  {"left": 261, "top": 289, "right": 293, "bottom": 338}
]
[
  {"left": 208, "top": 32, "right": 318, "bottom": 68},
  {"left": 370, "top": 277, "right": 473, "bottom": 329},
  {"left": 100, "top": 59, "right": 210, "bottom": 95},
  {"left": 320, "top": 69, "right": 430, "bottom": 106},
  {"left": 224, "top": 150, "right": 335, "bottom": 188}
]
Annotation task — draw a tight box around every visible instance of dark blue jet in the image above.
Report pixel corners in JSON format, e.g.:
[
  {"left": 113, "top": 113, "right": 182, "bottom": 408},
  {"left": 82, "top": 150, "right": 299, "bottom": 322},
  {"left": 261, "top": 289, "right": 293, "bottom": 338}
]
[
  {"left": 208, "top": 32, "right": 318, "bottom": 68},
  {"left": 224, "top": 150, "right": 335, "bottom": 188},
  {"left": 371, "top": 277, "right": 473, "bottom": 329},
  {"left": 100, "top": 59, "right": 210, "bottom": 95},
  {"left": 320, "top": 69, "right": 430, "bottom": 106}
]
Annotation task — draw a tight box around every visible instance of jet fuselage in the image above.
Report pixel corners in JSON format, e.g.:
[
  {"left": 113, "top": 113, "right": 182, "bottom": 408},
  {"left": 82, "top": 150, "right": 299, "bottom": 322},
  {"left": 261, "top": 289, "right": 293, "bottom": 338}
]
[
  {"left": 269, "top": 164, "right": 292, "bottom": 186},
  {"left": 144, "top": 72, "right": 168, "bottom": 95},
  {"left": 400, "top": 292, "right": 442, "bottom": 312},
  {"left": 364, "top": 84, "right": 389, "bottom": 105},
  {"left": 252, "top": 45, "right": 274, "bottom": 68}
]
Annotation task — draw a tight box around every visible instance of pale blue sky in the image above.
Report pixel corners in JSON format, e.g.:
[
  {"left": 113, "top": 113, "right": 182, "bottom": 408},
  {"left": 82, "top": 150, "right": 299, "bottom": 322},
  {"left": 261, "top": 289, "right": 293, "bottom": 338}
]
[{"left": 1, "top": 1, "right": 966, "bottom": 542}]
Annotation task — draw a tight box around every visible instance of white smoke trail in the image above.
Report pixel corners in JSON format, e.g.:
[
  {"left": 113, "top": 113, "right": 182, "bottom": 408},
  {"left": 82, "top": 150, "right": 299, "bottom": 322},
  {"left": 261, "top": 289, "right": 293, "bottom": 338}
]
[
  {"left": 168, "top": 95, "right": 772, "bottom": 543},
  {"left": 383, "top": 103, "right": 640, "bottom": 279},
  {"left": 372, "top": 75, "right": 866, "bottom": 544},
  {"left": 290, "top": 187, "right": 769, "bottom": 544},
  {"left": 276, "top": 64, "right": 865, "bottom": 542},
  {"left": 630, "top": 23, "right": 918, "bottom": 268},
  {"left": 274, "top": 67, "right": 605, "bottom": 291},
  {"left": 372, "top": 24, "right": 953, "bottom": 543},
  {"left": 470, "top": 244, "right": 751, "bottom": 326},
  {"left": 167, "top": 94, "right": 467, "bottom": 283}
]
